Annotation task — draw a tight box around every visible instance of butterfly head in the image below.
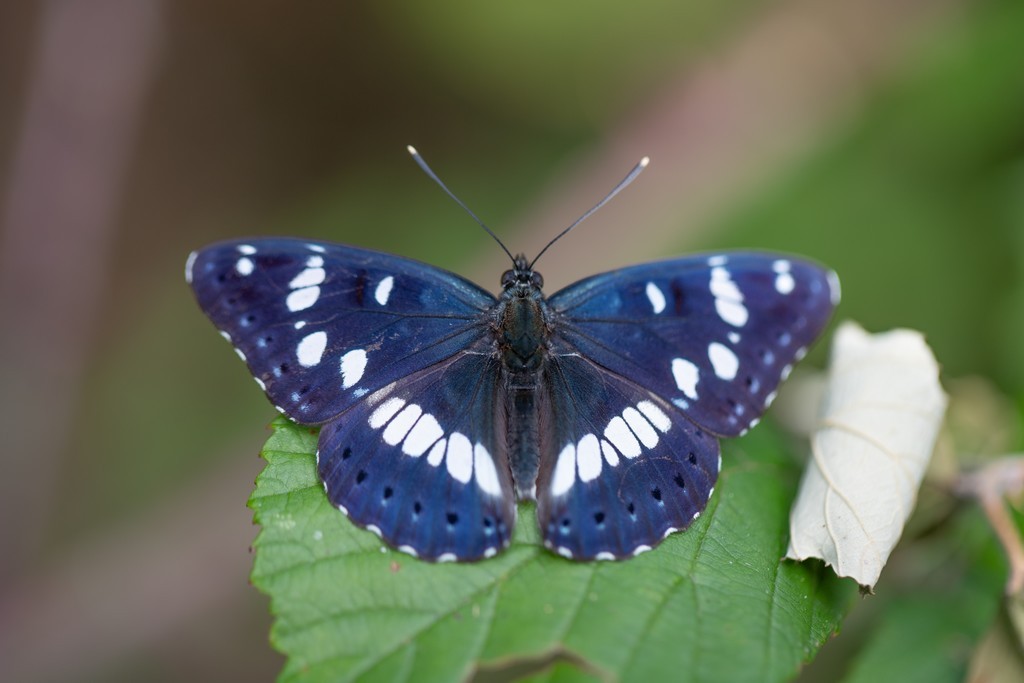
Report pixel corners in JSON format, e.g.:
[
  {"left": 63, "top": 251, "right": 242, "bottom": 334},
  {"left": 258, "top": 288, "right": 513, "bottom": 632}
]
[{"left": 501, "top": 254, "right": 544, "bottom": 295}]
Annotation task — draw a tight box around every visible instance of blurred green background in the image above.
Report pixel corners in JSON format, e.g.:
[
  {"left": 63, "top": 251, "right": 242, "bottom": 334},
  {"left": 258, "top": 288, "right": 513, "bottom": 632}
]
[{"left": 1, "top": 1, "right": 1022, "bottom": 681}]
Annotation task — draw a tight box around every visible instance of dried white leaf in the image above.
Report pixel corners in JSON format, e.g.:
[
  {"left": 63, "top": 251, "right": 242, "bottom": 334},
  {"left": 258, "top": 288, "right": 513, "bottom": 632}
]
[{"left": 785, "top": 321, "right": 947, "bottom": 588}]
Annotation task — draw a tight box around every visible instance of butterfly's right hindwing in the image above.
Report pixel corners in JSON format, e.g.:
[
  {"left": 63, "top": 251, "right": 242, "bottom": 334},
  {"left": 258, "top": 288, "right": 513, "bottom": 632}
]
[
  {"left": 535, "top": 351, "right": 721, "bottom": 560},
  {"left": 188, "top": 238, "right": 497, "bottom": 424}
]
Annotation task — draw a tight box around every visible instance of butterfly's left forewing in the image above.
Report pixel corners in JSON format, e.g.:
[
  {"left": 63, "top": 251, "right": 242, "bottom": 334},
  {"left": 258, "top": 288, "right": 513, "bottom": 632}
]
[{"left": 188, "top": 238, "right": 497, "bottom": 424}]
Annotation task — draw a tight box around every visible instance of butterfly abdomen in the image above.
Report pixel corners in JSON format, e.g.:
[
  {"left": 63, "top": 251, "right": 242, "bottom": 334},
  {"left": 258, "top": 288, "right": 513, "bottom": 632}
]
[{"left": 495, "top": 286, "right": 553, "bottom": 500}]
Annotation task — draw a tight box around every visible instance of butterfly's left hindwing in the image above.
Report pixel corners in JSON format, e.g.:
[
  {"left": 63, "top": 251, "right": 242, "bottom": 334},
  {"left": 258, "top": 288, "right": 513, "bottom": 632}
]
[
  {"left": 188, "top": 239, "right": 496, "bottom": 424},
  {"left": 317, "top": 349, "right": 516, "bottom": 562}
]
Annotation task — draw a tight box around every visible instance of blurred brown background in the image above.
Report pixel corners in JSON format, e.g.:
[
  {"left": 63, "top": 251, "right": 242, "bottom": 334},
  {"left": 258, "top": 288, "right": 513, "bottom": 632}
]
[{"left": 1, "top": 1, "right": 1022, "bottom": 681}]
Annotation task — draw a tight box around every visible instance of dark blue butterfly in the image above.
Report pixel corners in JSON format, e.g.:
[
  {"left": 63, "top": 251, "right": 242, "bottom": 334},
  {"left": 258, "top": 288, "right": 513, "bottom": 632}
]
[{"left": 187, "top": 235, "right": 838, "bottom": 562}]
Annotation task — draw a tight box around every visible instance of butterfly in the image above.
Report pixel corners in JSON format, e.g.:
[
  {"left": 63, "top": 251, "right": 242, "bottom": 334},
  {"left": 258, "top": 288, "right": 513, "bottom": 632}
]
[{"left": 187, "top": 155, "right": 839, "bottom": 563}]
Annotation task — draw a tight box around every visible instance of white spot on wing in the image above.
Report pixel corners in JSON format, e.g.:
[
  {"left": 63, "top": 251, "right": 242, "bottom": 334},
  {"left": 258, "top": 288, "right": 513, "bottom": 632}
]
[
  {"left": 710, "top": 267, "right": 742, "bottom": 300},
  {"left": 474, "top": 443, "right": 502, "bottom": 496},
  {"left": 672, "top": 358, "right": 699, "bottom": 399},
  {"left": 576, "top": 434, "right": 602, "bottom": 482},
  {"left": 375, "top": 276, "right": 395, "bottom": 306},
  {"left": 604, "top": 416, "right": 641, "bottom": 458},
  {"left": 236, "top": 257, "right": 254, "bottom": 276},
  {"left": 234, "top": 347, "right": 246, "bottom": 361},
  {"left": 437, "top": 552, "right": 457, "bottom": 563},
  {"left": 716, "top": 299, "right": 748, "bottom": 327},
  {"left": 426, "top": 438, "right": 447, "bottom": 467},
  {"left": 286, "top": 286, "right": 320, "bottom": 312},
  {"left": 637, "top": 401, "right": 671, "bottom": 433},
  {"left": 290, "top": 267, "right": 326, "bottom": 289},
  {"left": 595, "top": 551, "right": 616, "bottom": 561},
  {"left": 307, "top": 243, "right": 326, "bottom": 253},
  {"left": 184, "top": 251, "right": 197, "bottom": 283},
  {"left": 600, "top": 439, "right": 620, "bottom": 467},
  {"left": 340, "top": 349, "right": 368, "bottom": 388},
  {"left": 710, "top": 267, "right": 748, "bottom": 326},
  {"left": 254, "top": 377, "right": 266, "bottom": 390},
  {"left": 551, "top": 443, "right": 577, "bottom": 496},
  {"left": 368, "top": 397, "right": 406, "bottom": 429},
  {"left": 383, "top": 404, "right": 422, "bottom": 446},
  {"left": 775, "top": 272, "right": 795, "bottom": 295},
  {"left": 237, "top": 244, "right": 256, "bottom": 255},
  {"left": 296, "top": 331, "right": 327, "bottom": 367},
  {"left": 402, "top": 412, "right": 443, "bottom": 456},
  {"left": 708, "top": 342, "right": 739, "bottom": 380},
  {"left": 645, "top": 282, "right": 666, "bottom": 314},
  {"left": 307, "top": 255, "right": 324, "bottom": 268},
  {"left": 446, "top": 432, "right": 473, "bottom": 484},
  {"left": 707, "top": 255, "right": 728, "bottom": 267},
  {"left": 828, "top": 270, "right": 842, "bottom": 305},
  {"left": 623, "top": 407, "right": 658, "bottom": 448}
]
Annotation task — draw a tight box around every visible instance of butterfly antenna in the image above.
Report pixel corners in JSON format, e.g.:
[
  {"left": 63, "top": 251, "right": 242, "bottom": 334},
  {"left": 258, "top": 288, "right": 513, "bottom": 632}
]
[
  {"left": 407, "top": 145, "right": 516, "bottom": 265},
  {"left": 529, "top": 156, "right": 649, "bottom": 270}
]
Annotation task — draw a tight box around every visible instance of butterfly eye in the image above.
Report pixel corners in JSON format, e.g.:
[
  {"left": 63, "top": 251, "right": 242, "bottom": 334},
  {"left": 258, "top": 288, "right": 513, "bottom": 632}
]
[
  {"left": 531, "top": 271, "right": 544, "bottom": 288},
  {"left": 500, "top": 270, "right": 516, "bottom": 288}
]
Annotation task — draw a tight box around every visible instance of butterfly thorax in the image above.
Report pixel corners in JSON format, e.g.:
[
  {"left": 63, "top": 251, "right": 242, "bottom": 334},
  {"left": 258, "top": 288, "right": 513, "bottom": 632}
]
[{"left": 497, "top": 257, "right": 549, "bottom": 374}]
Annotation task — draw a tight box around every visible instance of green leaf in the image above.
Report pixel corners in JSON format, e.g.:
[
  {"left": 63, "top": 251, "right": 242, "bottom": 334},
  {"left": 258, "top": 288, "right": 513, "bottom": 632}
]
[{"left": 250, "top": 418, "right": 855, "bottom": 682}]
